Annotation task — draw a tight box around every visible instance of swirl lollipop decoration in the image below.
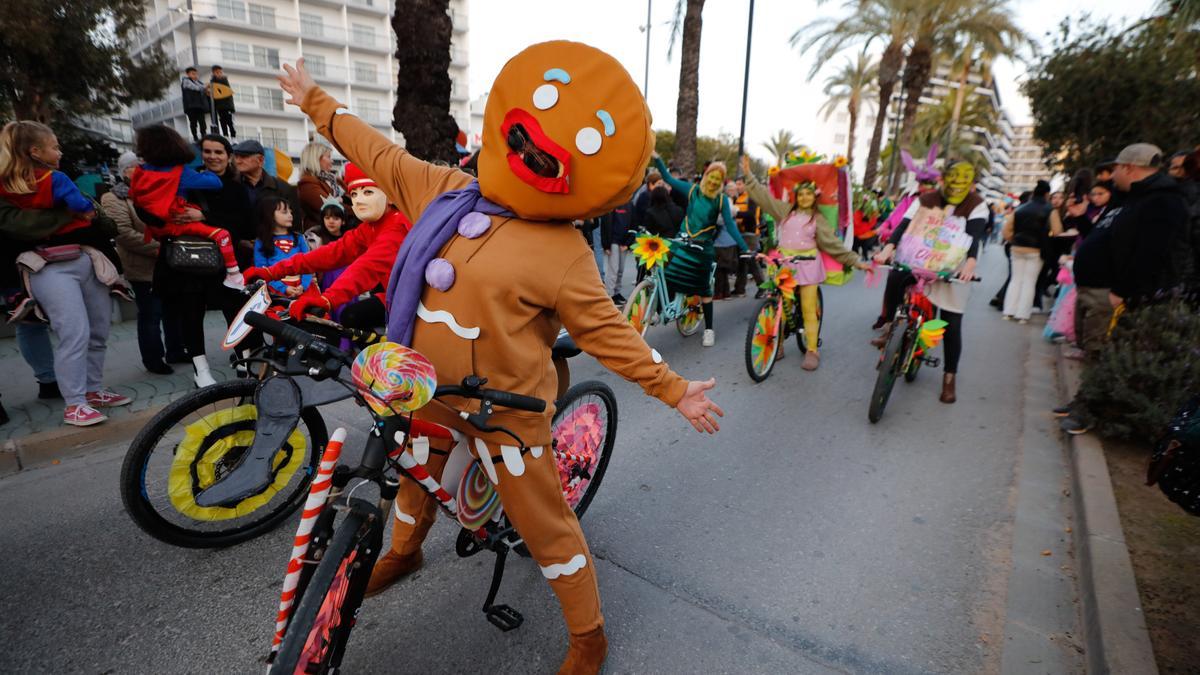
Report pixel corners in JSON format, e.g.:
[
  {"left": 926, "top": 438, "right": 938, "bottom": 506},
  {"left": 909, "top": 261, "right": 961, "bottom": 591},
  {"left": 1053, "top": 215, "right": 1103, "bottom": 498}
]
[
  {"left": 350, "top": 342, "right": 438, "bottom": 416},
  {"left": 456, "top": 460, "right": 502, "bottom": 530}
]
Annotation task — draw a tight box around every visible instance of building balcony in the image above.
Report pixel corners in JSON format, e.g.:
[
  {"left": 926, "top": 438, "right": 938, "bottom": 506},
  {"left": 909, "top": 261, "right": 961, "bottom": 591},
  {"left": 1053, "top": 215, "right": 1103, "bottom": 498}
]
[
  {"left": 450, "top": 47, "right": 468, "bottom": 67},
  {"left": 449, "top": 7, "right": 467, "bottom": 33},
  {"left": 170, "top": 2, "right": 301, "bottom": 41},
  {"left": 176, "top": 46, "right": 294, "bottom": 76}
]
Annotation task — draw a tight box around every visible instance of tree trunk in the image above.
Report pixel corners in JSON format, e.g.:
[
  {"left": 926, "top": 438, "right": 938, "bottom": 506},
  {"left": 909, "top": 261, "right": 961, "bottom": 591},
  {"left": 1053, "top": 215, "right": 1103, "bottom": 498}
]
[
  {"left": 863, "top": 40, "right": 903, "bottom": 189},
  {"left": 892, "top": 40, "right": 934, "bottom": 192},
  {"left": 674, "top": 0, "right": 705, "bottom": 177},
  {"left": 847, "top": 97, "right": 858, "bottom": 167},
  {"left": 946, "top": 56, "right": 972, "bottom": 161},
  {"left": 391, "top": 0, "right": 459, "bottom": 164}
]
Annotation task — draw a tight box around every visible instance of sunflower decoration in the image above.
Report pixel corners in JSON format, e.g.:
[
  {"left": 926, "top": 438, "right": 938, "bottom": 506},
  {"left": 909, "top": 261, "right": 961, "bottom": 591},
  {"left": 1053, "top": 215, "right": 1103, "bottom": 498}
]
[
  {"left": 767, "top": 165, "right": 781, "bottom": 178},
  {"left": 631, "top": 232, "right": 671, "bottom": 269},
  {"left": 833, "top": 155, "right": 849, "bottom": 168},
  {"left": 785, "top": 147, "right": 826, "bottom": 167},
  {"left": 773, "top": 265, "right": 798, "bottom": 300}
]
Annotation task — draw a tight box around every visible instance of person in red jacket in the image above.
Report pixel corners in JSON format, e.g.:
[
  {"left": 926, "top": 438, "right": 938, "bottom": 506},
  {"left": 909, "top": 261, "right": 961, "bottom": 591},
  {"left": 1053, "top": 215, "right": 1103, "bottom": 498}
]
[{"left": 244, "top": 162, "right": 410, "bottom": 328}]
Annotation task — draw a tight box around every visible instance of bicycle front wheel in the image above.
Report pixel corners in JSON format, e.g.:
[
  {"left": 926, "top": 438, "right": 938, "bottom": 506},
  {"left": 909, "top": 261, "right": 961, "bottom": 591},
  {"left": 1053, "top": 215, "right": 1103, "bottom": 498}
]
[
  {"left": 624, "top": 280, "right": 654, "bottom": 337},
  {"left": 270, "top": 503, "right": 380, "bottom": 675},
  {"left": 119, "top": 379, "right": 326, "bottom": 548},
  {"left": 675, "top": 296, "right": 703, "bottom": 337},
  {"left": 553, "top": 381, "right": 618, "bottom": 520},
  {"left": 745, "top": 299, "right": 781, "bottom": 382},
  {"left": 868, "top": 320, "right": 908, "bottom": 423}
]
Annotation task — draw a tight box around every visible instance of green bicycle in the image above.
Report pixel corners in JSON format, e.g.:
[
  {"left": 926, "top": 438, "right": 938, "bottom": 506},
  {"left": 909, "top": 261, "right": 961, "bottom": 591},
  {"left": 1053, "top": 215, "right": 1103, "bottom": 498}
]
[{"left": 623, "top": 234, "right": 705, "bottom": 339}]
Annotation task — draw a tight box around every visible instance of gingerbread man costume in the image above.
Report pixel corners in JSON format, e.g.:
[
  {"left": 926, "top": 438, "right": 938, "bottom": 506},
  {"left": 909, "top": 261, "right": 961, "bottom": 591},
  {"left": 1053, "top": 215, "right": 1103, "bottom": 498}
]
[{"left": 281, "top": 41, "right": 722, "bottom": 673}]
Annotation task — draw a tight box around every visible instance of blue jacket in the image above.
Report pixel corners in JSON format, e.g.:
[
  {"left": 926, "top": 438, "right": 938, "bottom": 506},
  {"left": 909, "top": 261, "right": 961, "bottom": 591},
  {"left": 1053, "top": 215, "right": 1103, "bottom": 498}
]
[{"left": 254, "top": 233, "right": 312, "bottom": 293}]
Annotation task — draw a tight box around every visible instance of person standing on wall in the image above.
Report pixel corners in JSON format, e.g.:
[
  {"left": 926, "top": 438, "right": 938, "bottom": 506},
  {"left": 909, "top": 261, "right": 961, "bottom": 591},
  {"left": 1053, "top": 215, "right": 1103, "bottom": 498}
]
[
  {"left": 181, "top": 67, "right": 209, "bottom": 143},
  {"left": 208, "top": 65, "right": 236, "bottom": 139}
]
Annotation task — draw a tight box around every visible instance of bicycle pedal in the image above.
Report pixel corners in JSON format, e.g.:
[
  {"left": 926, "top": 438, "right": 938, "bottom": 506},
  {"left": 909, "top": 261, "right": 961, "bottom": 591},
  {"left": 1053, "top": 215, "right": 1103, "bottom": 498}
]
[
  {"left": 485, "top": 604, "right": 524, "bottom": 631},
  {"left": 922, "top": 357, "right": 941, "bottom": 367}
]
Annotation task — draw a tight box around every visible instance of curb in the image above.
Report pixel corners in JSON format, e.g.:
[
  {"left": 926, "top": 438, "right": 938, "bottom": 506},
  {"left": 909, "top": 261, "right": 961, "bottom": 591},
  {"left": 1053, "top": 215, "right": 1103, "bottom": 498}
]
[
  {"left": 0, "top": 405, "right": 164, "bottom": 478},
  {"left": 1055, "top": 346, "right": 1159, "bottom": 675}
]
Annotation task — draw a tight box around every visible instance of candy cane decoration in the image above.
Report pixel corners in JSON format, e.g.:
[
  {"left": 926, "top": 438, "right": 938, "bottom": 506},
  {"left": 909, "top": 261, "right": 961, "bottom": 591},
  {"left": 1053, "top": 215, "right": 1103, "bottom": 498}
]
[{"left": 270, "top": 428, "right": 346, "bottom": 655}]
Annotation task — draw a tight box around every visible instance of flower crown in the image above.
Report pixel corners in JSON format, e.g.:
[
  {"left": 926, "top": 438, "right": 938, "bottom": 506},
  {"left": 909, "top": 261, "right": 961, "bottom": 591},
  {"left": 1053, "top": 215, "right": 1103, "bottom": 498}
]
[{"left": 794, "top": 180, "right": 819, "bottom": 195}]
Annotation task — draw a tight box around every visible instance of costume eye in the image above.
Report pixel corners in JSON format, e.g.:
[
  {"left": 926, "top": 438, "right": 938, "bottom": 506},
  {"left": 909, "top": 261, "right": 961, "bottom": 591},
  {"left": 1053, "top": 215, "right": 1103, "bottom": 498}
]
[
  {"left": 533, "top": 84, "right": 558, "bottom": 110},
  {"left": 575, "top": 127, "right": 602, "bottom": 155}
]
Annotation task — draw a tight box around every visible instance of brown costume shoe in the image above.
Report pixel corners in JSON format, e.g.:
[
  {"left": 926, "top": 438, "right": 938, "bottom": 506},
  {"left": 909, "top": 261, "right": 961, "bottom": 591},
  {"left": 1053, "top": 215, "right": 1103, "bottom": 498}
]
[
  {"left": 558, "top": 626, "right": 608, "bottom": 675},
  {"left": 801, "top": 351, "right": 820, "bottom": 371},
  {"left": 870, "top": 334, "right": 888, "bottom": 349},
  {"left": 364, "top": 550, "right": 423, "bottom": 598},
  {"left": 939, "top": 373, "right": 957, "bottom": 404}
]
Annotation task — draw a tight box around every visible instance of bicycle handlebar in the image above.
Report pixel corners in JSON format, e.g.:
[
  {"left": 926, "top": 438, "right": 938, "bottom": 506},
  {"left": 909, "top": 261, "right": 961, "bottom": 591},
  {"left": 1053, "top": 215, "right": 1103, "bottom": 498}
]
[
  {"left": 875, "top": 263, "right": 981, "bottom": 283},
  {"left": 244, "top": 311, "right": 546, "bottom": 414}
]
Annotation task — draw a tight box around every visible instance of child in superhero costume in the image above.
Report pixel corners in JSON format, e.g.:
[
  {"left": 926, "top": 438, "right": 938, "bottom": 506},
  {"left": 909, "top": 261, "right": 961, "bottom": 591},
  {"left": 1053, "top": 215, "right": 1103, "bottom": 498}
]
[
  {"left": 740, "top": 156, "right": 869, "bottom": 371},
  {"left": 277, "top": 41, "right": 725, "bottom": 674},
  {"left": 649, "top": 154, "right": 747, "bottom": 346},
  {"left": 128, "top": 124, "right": 244, "bottom": 290}
]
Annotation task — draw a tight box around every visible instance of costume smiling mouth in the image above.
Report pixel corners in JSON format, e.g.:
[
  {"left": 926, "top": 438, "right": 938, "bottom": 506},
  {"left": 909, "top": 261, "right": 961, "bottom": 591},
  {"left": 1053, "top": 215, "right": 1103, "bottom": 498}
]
[{"left": 501, "top": 108, "right": 571, "bottom": 194}]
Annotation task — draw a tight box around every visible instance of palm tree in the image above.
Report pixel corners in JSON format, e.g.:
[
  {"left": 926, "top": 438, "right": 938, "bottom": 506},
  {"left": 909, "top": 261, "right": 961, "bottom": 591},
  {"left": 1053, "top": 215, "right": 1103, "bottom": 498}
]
[
  {"left": 911, "top": 86, "right": 997, "bottom": 166},
  {"left": 818, "top": 51, "right": 879, "bottom": 165},
  {"left": 792, "top": 0, "right": 916, "bottom": 189},
  {"left": 669, "top": 0, "right": 708, "bottom": 176},
  {"left": 894, "top": 0, "right": 1026, "bottom": 155},
  {"left": 942, "top": 43, "right": 997, "bottom": 155},
  {"left": 1155, "top": 0, "right": 1200, "bottom": 28},
  {"left": 392, "top": 0, "right": 459, "bottom": 163},
  {"left": 760, "top": 129, "right": 799, "bottom": 167}
]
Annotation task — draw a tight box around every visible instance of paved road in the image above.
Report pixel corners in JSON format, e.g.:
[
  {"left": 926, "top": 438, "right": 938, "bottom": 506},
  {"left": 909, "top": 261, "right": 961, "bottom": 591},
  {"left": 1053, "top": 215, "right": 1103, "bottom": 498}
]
[{"left": 0, "top": 245, "right": 1081, "bottom": 674}]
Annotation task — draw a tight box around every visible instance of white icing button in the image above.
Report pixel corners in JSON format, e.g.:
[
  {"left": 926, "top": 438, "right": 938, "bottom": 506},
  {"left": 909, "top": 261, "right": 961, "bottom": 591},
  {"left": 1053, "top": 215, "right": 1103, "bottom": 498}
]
[
  {"left": 651, "top": 349, "right": 663, "bottom": 364},
  {"left": 532, "top": 84, "right": 559, "bottom": 110},
  {"left": 334, "top": 107, "right": 353, "bottom": 116},
  {"left": 575, "top": 127, "right": 602, "bottom": 155}
]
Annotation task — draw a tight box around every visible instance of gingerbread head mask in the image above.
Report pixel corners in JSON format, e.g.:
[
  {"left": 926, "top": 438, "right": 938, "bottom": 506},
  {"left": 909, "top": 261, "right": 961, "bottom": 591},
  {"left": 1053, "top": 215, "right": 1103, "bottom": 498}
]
[{"left": 477, "top": 40, "right": 654, "bottom": 221}]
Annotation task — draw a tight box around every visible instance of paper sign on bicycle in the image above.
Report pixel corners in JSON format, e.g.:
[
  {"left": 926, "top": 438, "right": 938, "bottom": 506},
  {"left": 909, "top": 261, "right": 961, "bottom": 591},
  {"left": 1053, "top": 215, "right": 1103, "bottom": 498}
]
[{"left": 894, "top": 206, "right": 973, "bottom": 275}]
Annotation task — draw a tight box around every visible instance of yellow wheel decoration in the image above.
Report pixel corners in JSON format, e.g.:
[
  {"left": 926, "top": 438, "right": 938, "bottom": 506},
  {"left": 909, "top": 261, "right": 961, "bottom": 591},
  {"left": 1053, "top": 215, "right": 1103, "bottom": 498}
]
[{"left": 167, "top": 404, "right": 308, "bottom": 521}]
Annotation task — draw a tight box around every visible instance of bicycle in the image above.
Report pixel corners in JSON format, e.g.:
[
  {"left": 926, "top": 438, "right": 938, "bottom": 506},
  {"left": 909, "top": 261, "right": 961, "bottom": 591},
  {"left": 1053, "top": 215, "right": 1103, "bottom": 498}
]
[
  {"left": 236, "top": 313, "right": 615, "bottom": 673},
  {"left": 743, "top": 252, "right": 821, "bottom": 382},
  {"left": 867, "top": 264, "right": 975, "bottom": 423},
  {"left": 119, "top": 284, "right": 615, "bottom": 548},
  {"left": 622, "top": 235, "right": 705, "bottom": 339}
]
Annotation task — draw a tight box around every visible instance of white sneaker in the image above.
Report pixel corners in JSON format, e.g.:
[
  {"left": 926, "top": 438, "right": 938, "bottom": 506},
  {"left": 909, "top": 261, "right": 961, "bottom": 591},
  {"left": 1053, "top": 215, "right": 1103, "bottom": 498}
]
[
  {"left": 193, "top": 355, "right": 217, "bottom": 388},
  {"left": 702, "top": 329, "right": 715, "bottom": 347},
  {"left": 222, "top": 272, "right": 245, "bottom": 290}
]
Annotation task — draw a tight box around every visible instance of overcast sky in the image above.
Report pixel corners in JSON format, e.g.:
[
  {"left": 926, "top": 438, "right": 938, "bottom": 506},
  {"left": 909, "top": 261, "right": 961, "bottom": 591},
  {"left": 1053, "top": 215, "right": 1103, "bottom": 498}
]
[{"left": 468, "top": 0, "right": 1151, "bottom": 164}]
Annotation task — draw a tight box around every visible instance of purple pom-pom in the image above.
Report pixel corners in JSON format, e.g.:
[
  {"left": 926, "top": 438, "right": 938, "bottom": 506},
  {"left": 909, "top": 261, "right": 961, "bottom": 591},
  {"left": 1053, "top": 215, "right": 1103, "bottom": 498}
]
[
  {"left": 425, "top": 258, "right": 456, "bottom": 291},
  {"left": 457, "top": 212, "right": 492, "bottom": 239}
]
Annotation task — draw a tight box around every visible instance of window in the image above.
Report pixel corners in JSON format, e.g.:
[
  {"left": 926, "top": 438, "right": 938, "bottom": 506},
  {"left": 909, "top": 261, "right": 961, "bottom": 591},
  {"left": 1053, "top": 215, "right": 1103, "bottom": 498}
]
[
  {"left": 256, "top": 86, "right": 284, "bottom": 111},
  {"left": 834, "top": 133, "right": 846, "bottom": 144},
  {"left": 356, "top": 97, "right": 382, "bottom": 123},
  {"left": 247, "top": 3, "right": 276, "bottom": 28},
  {"left": 300, "top": 12, "right": 324, "bottom": 38},
  {"left": 303, "top": 53, "right": 327, "bottom": 76},
  {"left": 351, "top": 23, "right": 376, "bottom": 46},
  {"left": 217, "top": 0, "right": 246, "bottom": 21},
  {"left": 234, "top": 88, "right": 255, "bottom": 107},
  {"left": 220, "top": 41, "right": 250, "bottom": 63},
  {"left": 259, "top": 127, "right": 289, "bottom": 149},
  {"left": 353, "top": 61, "right": 377, "bottom": 83},
  {"left": 835, "top": 112, "right": 848, "bottom": 124},
  {"left": 253, "top": 45, "right": 280, "bottom": 69}
]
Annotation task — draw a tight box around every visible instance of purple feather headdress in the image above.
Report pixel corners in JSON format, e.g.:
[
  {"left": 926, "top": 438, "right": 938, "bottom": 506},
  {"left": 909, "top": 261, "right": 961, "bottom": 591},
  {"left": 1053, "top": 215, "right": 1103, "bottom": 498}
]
[{"left": 901, "top": 144, "right": 940, "bottom": 183}]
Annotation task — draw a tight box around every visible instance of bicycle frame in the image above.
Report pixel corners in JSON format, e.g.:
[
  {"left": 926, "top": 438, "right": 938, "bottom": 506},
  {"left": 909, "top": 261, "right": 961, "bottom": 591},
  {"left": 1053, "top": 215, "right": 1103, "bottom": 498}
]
[{"left": 644, "top": 262, "right": 694, "bottom": 325}]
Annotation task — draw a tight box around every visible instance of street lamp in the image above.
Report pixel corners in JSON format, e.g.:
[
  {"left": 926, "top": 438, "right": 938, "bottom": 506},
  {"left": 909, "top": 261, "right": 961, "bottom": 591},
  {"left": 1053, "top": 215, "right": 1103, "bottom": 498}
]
[{"left": 735, "top": 0, "right": 755, "bottom": 169}]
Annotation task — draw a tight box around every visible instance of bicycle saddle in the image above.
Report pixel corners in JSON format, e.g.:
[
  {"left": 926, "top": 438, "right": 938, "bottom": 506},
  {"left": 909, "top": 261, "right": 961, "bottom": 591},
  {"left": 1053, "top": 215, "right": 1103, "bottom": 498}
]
[{"left": 552, "top": 329, "right": 581, "bottom": 360}]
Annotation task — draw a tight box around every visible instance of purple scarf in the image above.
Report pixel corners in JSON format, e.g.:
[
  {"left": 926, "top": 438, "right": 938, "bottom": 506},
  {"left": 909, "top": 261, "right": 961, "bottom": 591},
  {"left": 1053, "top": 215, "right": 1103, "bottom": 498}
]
[{"left": 385, "top": 180, "right": 512, "bottom": 345}]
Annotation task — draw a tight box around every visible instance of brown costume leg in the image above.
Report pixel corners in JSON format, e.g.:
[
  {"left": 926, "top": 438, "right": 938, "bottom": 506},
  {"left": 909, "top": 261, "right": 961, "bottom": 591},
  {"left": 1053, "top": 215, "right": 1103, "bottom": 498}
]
[
  {"left": 479, "top": 438, "right": 603, "bottom": 636},
  {"left": 388, "top": 438, "right": 454, "bottom": 555}
]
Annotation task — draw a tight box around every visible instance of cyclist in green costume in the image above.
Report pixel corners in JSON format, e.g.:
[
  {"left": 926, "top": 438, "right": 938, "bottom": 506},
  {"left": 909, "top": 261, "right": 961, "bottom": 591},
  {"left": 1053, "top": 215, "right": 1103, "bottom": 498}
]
[{"left": 651, "top": 153, "right": 747, "bottom": 346}]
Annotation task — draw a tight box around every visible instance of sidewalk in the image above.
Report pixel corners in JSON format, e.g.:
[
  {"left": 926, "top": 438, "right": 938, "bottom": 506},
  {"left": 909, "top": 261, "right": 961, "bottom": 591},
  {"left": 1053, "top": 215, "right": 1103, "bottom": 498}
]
[{"left": 0, "top": 311, "right": 235, "bottom": 450}]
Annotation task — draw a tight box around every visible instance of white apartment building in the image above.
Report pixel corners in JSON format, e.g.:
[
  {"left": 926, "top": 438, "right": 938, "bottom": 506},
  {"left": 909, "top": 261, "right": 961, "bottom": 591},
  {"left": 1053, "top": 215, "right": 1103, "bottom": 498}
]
[
  {"left": 1004, "top": 124, "right": 1050, "bottom": 196},
  {"left": 126, "top": 0, "right": 470, "bottom": 162}
]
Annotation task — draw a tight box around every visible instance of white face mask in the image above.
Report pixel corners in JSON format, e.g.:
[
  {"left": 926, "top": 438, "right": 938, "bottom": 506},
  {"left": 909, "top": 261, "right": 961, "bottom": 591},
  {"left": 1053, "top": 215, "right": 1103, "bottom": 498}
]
[{"left": 350, "top": 186, "right": 387, "bottom": 222}]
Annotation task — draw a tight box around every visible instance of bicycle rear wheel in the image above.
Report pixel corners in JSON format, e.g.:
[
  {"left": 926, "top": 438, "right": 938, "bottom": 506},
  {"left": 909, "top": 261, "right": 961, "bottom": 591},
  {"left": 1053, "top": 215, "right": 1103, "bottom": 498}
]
[
  {"left": 119, "top": 379, "right": 326, "bottom": 548},
  {"left": 745, "top": 299, "right": 781, "bottom": 382},
  {"left": 868, "top": 320, "right": 908, "bottom": 423},
  {"left": 270, "top": 502, "right": 380, "bottom": 675},
  {"left": 623, "top": 281, "right": 655, "bottom": 337},
  {"left": 553, "top": 381, "right": 618, "bottom": 519}
]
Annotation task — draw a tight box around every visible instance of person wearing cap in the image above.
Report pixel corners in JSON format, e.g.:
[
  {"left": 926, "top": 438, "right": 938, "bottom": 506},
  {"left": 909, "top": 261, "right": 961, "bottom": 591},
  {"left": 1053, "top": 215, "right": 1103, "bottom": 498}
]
[
  {"left": 102, "top": 151, "right": 185, "bottom": 374},
  {"left": 243, "top": 162, "right": 411, "bottom": 329},
  {"left": 181, "top": 67, "right": 209, "bottom": 143},
  {"left": 231, "top": 139, "right": 302, "bottom": 218},
  {"left": 208, "top": 65, "right": 236, "bottom": 138}
]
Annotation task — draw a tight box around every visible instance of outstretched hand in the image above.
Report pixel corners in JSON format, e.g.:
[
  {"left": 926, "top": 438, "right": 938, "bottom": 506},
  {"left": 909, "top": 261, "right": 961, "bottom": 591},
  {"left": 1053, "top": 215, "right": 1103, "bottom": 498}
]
[
  {"left": 676, "top": 378, "right": 724, "bottom": 434},
  {"left": 277, "top": 58, "right": 316, "bottom": 107},
  {"left": 740, "top": 155, "right": 751, "bottom": 177}
]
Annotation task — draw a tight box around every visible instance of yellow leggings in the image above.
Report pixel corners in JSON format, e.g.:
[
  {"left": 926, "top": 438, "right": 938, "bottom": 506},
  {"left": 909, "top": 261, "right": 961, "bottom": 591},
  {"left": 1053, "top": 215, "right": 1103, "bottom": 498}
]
[{"left": 799, "top": 284, "right": 820, "bottom": 352}]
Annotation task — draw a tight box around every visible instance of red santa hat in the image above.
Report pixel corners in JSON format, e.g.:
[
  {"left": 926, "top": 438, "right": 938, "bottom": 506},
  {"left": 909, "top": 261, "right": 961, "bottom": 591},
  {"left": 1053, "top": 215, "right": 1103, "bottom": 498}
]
[{"left": 343, "top": 162, "right": 378, "bottom": 190}]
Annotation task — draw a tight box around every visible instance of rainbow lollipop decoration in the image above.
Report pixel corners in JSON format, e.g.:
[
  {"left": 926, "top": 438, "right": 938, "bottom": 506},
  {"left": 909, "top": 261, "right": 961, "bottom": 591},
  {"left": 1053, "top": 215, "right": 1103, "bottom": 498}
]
[
  {"left": 918, "top": 319, "right": 948, "bottom": 349},
  {"left": 351, "top": 342, "right": 438, "bottom": 416},
  {"left": 456, "top": 460, "right": 503, "bottom": 530}
]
